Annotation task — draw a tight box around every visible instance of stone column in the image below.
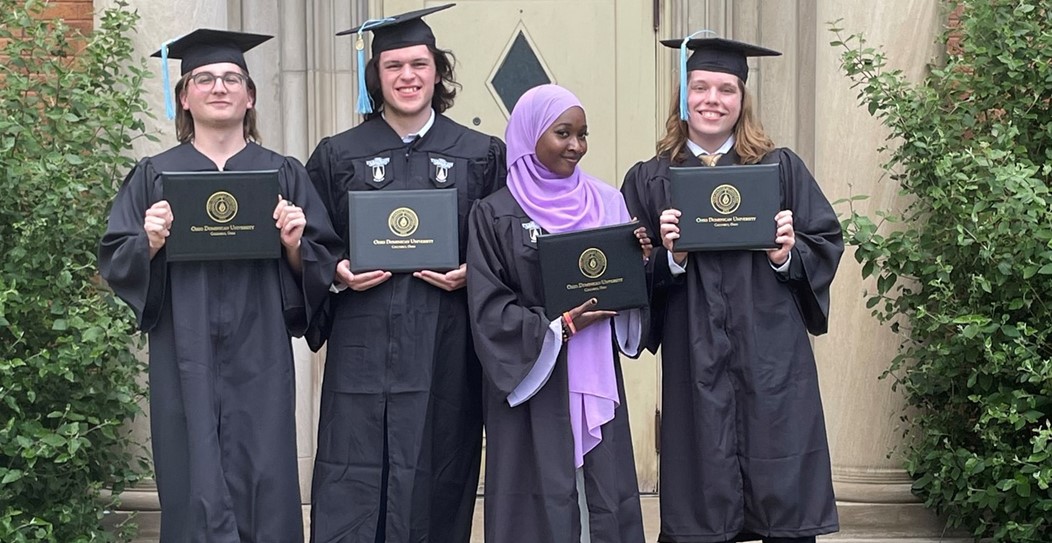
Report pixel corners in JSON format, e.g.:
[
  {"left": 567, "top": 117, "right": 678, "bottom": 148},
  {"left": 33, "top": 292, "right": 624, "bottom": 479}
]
[
  {"left": 306, "top": 0, "right": 377, "bottom": 144},
  {"left": 229, "top": 0, "right": 318, "bottom": 505},
  {"left": 810, "top": 2, "right": 957, "bottom": 538}
]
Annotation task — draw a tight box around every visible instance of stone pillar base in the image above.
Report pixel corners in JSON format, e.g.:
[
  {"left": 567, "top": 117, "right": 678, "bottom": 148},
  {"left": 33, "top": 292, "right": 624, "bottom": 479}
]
[
  {"left": 833, "top": 501, "right": 971, "bottom": 541},
  {"left": 101, "top": 482, "right": 160, "bottom": 542},
  {"left": 824, "top": 539, "right": 972, "bottom": 543}
]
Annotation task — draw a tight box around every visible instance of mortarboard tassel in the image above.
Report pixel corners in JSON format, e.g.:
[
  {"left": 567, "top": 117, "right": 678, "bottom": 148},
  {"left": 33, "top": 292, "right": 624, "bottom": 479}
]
[
  {"left": 160, "top": 37, "right": 179, "bottom": 120},
  {"left": 679, "top": 29, "right": 717, "bottom": 121},
  {"left": 355, "top": 18, "right": 394, "bottom": 115}
]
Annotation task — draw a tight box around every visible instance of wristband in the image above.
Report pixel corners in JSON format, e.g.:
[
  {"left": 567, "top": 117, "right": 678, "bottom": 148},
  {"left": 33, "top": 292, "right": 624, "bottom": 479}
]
[{"left": 562, "top": 312, "right": 577, "bottom": 335}]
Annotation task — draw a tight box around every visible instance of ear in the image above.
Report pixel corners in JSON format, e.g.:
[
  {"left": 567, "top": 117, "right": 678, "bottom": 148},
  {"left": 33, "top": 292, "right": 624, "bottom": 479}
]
[{"left": 179, "top": 90, "right": 190, "bottom": 111}]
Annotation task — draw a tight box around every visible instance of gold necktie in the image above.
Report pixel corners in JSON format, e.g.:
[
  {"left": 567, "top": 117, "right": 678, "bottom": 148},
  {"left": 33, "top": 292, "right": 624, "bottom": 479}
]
[{"left": 699, "top": 153, "right": 722, "bottom": 167}]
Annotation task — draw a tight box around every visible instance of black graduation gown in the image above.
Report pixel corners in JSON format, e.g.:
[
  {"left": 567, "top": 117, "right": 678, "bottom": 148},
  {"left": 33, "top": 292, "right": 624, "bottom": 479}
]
[
  {"left": 305, "top": 114, "right": 506, "bottom": 543},
  {"left": 98, "top": 142, "right": 343, "bottom": 543},
  {"left": 466, "top": 188, "right": 645, "bottom": 543},
  {"left": 620, "top": 148, "right": 843, "bottom": 543}
]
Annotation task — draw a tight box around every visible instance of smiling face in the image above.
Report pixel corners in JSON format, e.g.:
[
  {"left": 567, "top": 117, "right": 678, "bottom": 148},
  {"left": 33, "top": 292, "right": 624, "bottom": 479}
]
[
  {"left": 534, "top": 106, "right": 588, "bottom": 178},
  {"left": 684, "top": 69, "right": 742, "bottom": 152},
  {"left": 377, "top": 44, "right": 438, "bottom": 124},
  {"left": 179, "top": 62, "right": 253, "bottom": 131}
]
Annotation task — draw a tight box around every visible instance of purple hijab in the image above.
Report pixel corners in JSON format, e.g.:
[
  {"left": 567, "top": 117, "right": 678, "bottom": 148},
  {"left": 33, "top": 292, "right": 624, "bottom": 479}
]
[{"left": 506, "top": 84, "right": 620, "bottom": 468}]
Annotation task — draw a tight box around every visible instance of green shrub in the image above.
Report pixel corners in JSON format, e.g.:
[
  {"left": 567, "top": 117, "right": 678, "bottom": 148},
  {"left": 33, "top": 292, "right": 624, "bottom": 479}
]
[
  {"left": 0, "top": 1, "right": 151, "bottom": 541},
  {"left": 830, "top": 1, "right": 1052, "bottom": 541}
]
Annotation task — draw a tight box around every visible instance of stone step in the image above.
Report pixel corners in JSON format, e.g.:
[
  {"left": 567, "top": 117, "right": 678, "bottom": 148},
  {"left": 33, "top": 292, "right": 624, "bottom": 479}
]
[{"left": 121, "top": 496, "right": 975, "bottom": 543}]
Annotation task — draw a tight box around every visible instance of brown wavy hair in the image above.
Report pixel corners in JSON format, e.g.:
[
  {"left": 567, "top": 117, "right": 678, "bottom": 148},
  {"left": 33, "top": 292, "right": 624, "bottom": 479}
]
[
  {"left": 655, "top": 78, "right": 774, "bottom": 165},
  {"left": 174, "top": 69, "right": 260, "bottom": 144},
  {"left": 363, "top": 44, "right": 460, "bottom": 121}
]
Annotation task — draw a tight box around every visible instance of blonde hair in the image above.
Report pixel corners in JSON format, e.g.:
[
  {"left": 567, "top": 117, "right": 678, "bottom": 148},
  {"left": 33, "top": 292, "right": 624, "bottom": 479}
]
[
  {"left": 655, "top": 78, "right": 774, "bottom": 165},
  {"left": 173, "top": 70, "right": 261, "bottom": 144}
]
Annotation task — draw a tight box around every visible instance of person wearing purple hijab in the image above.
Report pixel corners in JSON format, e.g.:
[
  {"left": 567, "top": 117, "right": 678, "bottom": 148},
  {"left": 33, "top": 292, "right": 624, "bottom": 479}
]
[{"left": 466, "top": 84, "right": 648, "bottom": 543}]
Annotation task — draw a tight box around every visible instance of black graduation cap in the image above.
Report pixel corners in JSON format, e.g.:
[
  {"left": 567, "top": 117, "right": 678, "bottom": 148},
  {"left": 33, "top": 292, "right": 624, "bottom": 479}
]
[
  {"left": 337, "top": 4, "right": 454, "bottom": 55},
  {"left": 336, "top": 4, "right": 455, "bottom": 115},
  {"left": 660, "top": 36, "right": 780, "bottom": 83},
  {"left": 152, "top": 28, "right": 273, "bottom": 76}
]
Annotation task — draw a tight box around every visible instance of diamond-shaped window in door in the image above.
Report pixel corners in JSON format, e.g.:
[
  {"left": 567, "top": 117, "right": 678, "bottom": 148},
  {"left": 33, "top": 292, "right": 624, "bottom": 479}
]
[{"left": 487, "top": 24, "right": 555, "bottom": 118}]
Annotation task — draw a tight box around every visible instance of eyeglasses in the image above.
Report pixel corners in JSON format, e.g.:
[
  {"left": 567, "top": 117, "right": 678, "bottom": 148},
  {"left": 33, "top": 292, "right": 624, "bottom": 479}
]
[{"left": 189, "top": 71, "right": 247, "bottom": 89}]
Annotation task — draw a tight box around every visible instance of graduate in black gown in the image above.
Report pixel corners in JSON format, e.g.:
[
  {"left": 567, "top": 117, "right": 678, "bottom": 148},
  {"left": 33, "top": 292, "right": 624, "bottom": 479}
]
[
  {"left": 620, "top": 37, "right": 844, "bottom": 543},
  {"left": 98, "top": 30, "right": 343, "bottom": 542},
  {"left": 304, "top": 5, "right": 506, "bottom": 542},
  {"left": 467, "top": 84, "right": 650, "bottom": 543}
]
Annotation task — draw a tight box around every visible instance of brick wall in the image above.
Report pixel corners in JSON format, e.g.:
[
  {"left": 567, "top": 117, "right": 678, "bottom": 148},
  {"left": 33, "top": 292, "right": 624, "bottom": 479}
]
[
  {"left": 40, "top": 0, "right": 95, "bottom": 35},
  {"left": 947, "top": 3, "right": 963, "bottom": 56},
  {"left": 0, "top": 1, "right": 95, "bottom": 62},
  {"left": 0, "top": 1, "right": 95, "bottom": 87}
]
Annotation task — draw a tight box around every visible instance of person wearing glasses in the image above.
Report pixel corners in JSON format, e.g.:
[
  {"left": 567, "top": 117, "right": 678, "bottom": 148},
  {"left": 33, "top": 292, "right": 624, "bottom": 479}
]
[{"left": 98, "top": 29, "right": 342, "bottom": 542}]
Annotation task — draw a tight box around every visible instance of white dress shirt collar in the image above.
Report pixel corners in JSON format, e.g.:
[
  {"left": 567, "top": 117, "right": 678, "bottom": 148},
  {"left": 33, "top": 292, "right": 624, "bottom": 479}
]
[
  {"left": 383, "top": 108, "right": 436, "bottom": 144},
  {"left": 686, "top": 135, "right": 735, "bottom": 157}
]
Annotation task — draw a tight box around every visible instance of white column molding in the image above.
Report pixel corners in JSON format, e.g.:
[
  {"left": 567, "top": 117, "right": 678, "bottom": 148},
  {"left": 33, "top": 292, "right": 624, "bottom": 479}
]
[{"left": 307, "top": 0, "right": 375, "bottom": 147}]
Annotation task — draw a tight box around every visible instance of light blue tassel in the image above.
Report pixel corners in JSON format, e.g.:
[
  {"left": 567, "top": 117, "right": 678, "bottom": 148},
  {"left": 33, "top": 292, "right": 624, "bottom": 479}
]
[
  {"left": 355, "top": 42, "right": 370, "bottom": 114},
  {"left": 160, "top": 37, "right": 178, "bottom": 120},
  {"left": 355, "top": 18, "right": 395, "bottom": 115},
  {"left": 679, "top": 29, "right": 717, "bottom": 121}
]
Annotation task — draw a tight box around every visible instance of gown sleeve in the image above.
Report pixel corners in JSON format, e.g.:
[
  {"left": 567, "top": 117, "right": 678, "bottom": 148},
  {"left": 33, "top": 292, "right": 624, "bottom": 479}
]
[
  {"left": 605, "top": 187, "right": 647, "bottom": 357},
  {"left": 98, "top": 159, "right": 168, "bottom": 332},
  {"left": 775, "top": 149, "right": 844, "bottom": 335},
  {"left": 302, "top": 139, "right": 344, "bottom": 351},
  {"left": 506, "top": 319, "right": 563, "bottom": 406},
  {"left": 485, "top": 137, "right": 509, "bottom": 194},
  {"left": 277, "top": 156, "right": 343, "bottom": 338},
  {"left": 620, "top": 160, "right": 674, "bottom": 353},
  {"left": 305, "top": 137, "right": 342, "bottom": 233},
  {"left": 466, "top": 199, "right": 554, "bottom": 399}
]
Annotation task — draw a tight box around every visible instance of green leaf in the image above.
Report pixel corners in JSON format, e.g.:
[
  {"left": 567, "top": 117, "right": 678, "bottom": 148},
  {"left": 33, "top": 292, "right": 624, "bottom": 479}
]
[
  {"left": 1, "top": 468, "right": 23, "bottom": 484},
  {"left": 39, "top": 434, "right": 65, "bottom": 448},
  {"left": 861, "top": 259, "right": 875, "bottom": 279}
]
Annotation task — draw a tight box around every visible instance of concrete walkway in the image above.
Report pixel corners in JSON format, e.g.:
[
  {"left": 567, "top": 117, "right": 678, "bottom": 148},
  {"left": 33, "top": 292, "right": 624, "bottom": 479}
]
[
  {"left": 462, "top": 496, "right": 968, "bottom": 543},
  {"left": 127, "top": 496, "right": 973, "bottom": 542},
  {"left": 332, "top": 497, "right": 966, "bottom": 543},
  {"left": 465, "top": 496, "right": 661, "bottom": 542}
]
